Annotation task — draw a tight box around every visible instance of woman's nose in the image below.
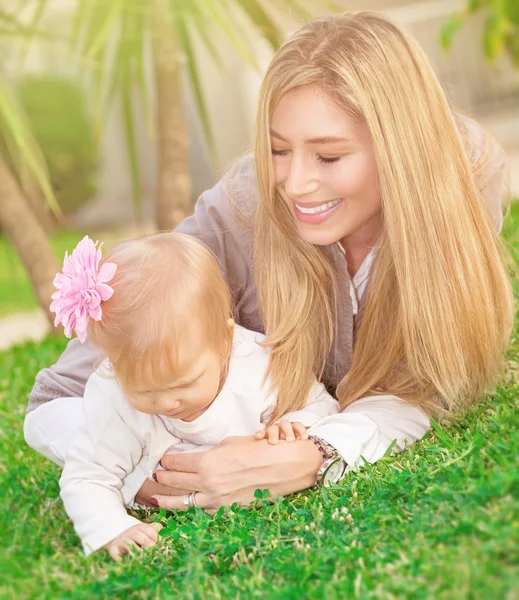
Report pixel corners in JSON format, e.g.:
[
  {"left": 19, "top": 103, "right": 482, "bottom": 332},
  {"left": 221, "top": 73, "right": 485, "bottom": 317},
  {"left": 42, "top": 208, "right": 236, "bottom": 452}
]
[{"left": 284, "top": 154, "right": 319, "bottom": 199}]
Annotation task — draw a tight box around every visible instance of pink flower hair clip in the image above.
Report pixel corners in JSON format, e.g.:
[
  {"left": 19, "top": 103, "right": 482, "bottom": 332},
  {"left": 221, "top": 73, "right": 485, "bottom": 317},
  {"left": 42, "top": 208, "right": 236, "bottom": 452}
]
[{"left": 50, "top": 235, "right": 117, "bottom": 343}]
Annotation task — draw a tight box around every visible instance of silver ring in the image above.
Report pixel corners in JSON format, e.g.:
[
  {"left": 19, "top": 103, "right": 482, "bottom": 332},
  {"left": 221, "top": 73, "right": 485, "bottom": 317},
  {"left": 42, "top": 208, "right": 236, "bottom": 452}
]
[{"left": 182, "top": 491, "right": 198, "bottom": 509}]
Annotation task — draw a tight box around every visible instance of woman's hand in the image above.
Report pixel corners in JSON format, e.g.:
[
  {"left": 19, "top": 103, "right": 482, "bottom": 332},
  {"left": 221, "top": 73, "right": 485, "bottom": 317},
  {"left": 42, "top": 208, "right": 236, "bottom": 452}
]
[
  {"left": 134, "top": 478, "right": 191, "bottom": 507},
  {"left": 149, "top": 436, "right": 323, "bottom": 512}
]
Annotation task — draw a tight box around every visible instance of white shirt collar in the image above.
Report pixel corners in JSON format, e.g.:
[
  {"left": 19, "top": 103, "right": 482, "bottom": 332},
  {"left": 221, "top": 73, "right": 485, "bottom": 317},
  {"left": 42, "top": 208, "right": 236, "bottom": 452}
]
[{"left": 336, "top": 241, "right": 378, "bottom": 315}]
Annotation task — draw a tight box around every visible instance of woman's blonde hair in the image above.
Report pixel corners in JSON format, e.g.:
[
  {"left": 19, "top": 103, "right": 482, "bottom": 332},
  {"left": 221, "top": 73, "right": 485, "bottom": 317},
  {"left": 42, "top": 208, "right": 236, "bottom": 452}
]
[
  {"left": 254, "top": 12, "right": 515, "bottom": 421},
  {"left": 88, "top": 232, "right": 233, "bottom": 394}
]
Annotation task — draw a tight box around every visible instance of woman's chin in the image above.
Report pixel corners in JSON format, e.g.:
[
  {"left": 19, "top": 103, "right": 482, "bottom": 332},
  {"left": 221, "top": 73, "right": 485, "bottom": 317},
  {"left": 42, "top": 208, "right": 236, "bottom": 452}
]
[{"left": 296, "top": 223, "right": 347, "bottom": 247}]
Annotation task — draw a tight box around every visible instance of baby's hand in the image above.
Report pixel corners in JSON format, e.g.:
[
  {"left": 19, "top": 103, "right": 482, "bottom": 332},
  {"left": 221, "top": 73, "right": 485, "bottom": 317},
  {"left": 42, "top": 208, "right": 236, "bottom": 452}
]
[
  {"left": 255, "top": 420, "right": 309, "bottom": 445},
  {"left": 105, "top": 522, "right": 163, "bottom": 562}
]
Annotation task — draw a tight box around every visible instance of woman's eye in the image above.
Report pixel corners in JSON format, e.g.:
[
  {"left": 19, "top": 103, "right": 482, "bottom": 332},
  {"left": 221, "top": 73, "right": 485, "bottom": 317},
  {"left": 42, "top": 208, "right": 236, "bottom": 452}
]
[
  {"left": 317, "top": 155, "right": 341, "bottom": 164},
  {"left": 271, "top": 148, "right": 288, "bottom": 157}
]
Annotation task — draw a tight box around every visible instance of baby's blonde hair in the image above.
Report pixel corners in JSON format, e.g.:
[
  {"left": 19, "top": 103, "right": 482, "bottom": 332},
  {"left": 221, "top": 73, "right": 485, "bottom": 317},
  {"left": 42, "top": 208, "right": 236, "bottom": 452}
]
[{"left": 88, "top": 232, "right": 233, "bottom": 394}]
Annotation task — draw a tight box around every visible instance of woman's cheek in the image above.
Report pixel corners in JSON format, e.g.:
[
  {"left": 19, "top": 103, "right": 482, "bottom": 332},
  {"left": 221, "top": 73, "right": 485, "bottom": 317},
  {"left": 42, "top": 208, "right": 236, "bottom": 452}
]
[
  {"left": 332, "top": 155, "right": 373, "bottom": 197},
  {"left": 272, "top": 157, "right": 287, "bottom": 187}
]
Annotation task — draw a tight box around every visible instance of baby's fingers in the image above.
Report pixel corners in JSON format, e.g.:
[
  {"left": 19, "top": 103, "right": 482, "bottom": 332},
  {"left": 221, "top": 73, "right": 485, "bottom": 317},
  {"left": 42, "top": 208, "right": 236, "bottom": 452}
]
[
  {"left": 142, "top": 523, "right": 163, "bottom": 544},
  {"left": 108, "top": 538, "right": 136, "bottom": 562},
  {"left": 292, "top": 421, "right": 309, "bottom": 440},
  {"left": 266, "top": 426, "right": 280, "bottom": 445},
  {"left": 108, "top": 545, "right": 122, "bottom": 562},
  {"left": 278, "top": 420, "right": 296, "bottom": 442},
  {"left": 131, "top": 529, "right": 157, "bottom": 548}
]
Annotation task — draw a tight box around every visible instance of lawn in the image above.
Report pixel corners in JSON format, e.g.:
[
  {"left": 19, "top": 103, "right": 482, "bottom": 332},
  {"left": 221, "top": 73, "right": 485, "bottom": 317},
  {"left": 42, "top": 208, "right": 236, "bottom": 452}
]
[{"left": 0, "top": 204, "right": 518, "bottom": 599}]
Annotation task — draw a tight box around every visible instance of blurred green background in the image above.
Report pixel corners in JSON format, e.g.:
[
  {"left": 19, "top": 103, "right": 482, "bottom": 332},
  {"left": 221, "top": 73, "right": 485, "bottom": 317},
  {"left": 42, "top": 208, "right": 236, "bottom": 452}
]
[{"left": 0, "top": 0, "right": 518, "bottom": 340}]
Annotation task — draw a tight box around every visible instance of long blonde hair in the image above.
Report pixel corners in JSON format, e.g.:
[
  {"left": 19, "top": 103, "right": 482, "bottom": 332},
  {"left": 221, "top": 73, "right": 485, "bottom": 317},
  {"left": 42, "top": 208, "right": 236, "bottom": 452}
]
[{"left": 254, "top": 12, "right": 514, "bottom": 421}]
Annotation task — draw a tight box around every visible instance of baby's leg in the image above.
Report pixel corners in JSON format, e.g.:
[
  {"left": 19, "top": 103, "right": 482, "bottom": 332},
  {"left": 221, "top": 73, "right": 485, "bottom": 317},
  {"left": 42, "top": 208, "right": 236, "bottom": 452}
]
[{"left": 24, "top": 397, "right": 84, "bottom": 467}]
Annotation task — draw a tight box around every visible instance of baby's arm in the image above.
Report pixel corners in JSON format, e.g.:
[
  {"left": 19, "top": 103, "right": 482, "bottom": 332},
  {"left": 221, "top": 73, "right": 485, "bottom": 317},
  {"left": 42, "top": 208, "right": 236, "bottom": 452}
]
[
  {"left": 256, "top": 381, "right": 339, "bottom": 445},
  {"left": 59, "top": 370, "right": 153, "bottom": 557}
]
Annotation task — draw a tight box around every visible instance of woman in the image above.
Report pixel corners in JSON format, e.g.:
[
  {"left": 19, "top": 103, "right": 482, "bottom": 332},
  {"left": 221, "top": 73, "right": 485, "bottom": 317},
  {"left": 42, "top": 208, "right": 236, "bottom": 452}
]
[{"left": 25, "top": 12, "right": 514, "bottom": 512}]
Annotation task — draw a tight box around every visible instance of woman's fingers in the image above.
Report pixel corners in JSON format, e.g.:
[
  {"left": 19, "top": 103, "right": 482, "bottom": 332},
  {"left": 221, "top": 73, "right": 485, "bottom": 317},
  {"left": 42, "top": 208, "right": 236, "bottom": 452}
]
[
  {"left": 151, "top": 492, "right": 209, "bottom": 512},
  {"left": 154, "top": 469, "right": 199, "bottom": 491},
  {"left": 136, "top": 478, "right": 191, "bottom": 506},
  {"left": 160, "top": 452, "right": 204, "bottom": 472}
]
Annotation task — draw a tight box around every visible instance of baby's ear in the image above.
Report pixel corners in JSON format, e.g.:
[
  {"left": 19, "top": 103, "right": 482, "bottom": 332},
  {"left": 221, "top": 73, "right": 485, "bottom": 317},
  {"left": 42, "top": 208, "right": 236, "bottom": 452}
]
[{"left": 227, "top": 318, "right": 235, "bottom": 329}]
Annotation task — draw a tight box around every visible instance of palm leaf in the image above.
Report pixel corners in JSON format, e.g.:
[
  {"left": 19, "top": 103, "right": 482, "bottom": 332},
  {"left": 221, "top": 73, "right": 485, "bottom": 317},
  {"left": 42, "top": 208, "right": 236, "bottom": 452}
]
[
  {"left": 71, "top": 0, "right": 150, "bottom": 219},
  {"left": 120, "top": 70, "right": 143, "bottom": 222},
  {"left": 61, "top": 0, "right": 323, "bottom": 222},
  {"left": 189, "top": 0, "right": 258, "bottom": 70},
  {"left": 0, "top": 75, "right": 59, "bottom": 214},
  {"left": 174, "top": 12, "right": 216, "bottom": 155},
  {"left": 0, "top": 3, "right": 57, "bottom": 41},
  {"left": 174, "top": 0, "right": 224, "bottom": 70},
  {"left": 232, "top": 0, "right": 282, "bottom": 50},
  {"left": 130, "top": 4, "right": 154, "bottom": 134}
]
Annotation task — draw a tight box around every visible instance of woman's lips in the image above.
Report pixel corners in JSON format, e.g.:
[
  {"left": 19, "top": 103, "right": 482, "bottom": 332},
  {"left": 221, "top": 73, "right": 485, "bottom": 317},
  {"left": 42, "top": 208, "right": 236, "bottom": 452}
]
[{"left": 293, "top": 198, "right": 344, "bottom": 225}]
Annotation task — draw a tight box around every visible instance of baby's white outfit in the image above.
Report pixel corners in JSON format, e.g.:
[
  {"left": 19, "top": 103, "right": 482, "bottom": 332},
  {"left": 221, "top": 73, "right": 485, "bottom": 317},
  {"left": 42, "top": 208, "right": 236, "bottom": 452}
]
[{"left": 59, "top": 325, "right": 339, "bottom": 555}]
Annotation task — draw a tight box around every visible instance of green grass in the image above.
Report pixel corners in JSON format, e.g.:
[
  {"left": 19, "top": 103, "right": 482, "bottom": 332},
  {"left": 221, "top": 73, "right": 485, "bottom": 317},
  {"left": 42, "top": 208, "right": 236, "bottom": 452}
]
[
  {"left": 0, "top": 230, "right": 87, "bottom": 316},
  {"left": 0, "top": 204, "right": 518, "bottom": 599}
]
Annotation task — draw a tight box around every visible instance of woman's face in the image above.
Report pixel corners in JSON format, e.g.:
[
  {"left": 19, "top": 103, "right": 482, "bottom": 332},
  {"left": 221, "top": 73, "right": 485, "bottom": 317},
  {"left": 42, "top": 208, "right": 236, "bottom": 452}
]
[{"left": 270, "top": 85, "right": 382, "bottom": 249}]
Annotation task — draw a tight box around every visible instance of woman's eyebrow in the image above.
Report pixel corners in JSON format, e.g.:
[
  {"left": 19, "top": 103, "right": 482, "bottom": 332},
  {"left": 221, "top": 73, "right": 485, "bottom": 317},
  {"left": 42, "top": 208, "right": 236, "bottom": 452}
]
[{"left": 269, "top": 129, "right": 350, "bottom": 144}]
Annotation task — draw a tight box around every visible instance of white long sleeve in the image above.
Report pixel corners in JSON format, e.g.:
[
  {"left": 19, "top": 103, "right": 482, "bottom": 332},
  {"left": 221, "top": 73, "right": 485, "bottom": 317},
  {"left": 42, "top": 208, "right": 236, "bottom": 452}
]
[
  {"left": 24, "top": 396, "right": 148, "bottom": 507},
  {"left": 275, "top": 380, "right": 339, "bottom": 427},
  {"left": 59, "top": 373, "right": 167, "bottom": 555},
  {"left": 308, "top": 395, "right": 431, "bottom": 471}
]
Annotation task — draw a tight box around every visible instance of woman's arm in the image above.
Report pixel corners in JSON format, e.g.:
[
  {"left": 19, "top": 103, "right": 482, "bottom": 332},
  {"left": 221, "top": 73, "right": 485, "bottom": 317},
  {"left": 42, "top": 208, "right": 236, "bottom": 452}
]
[
  {"left": 308, "top": 395, "right": 430, "bottom": 470},
  {"left": 148, "top": 395, "right": 430, "bottom": 511}
]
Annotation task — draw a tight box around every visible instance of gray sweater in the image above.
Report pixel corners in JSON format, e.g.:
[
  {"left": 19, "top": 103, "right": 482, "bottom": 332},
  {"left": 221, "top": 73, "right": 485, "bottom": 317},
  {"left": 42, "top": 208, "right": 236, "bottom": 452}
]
[{"left": 27, "top": 115, "right": 507, "bottom": 414}]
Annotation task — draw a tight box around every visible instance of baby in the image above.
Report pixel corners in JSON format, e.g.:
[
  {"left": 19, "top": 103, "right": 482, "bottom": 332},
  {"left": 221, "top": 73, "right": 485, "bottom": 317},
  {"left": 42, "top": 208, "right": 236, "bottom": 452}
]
[{"left": 51, "top": 233, "right": 338, "bottom": 560}]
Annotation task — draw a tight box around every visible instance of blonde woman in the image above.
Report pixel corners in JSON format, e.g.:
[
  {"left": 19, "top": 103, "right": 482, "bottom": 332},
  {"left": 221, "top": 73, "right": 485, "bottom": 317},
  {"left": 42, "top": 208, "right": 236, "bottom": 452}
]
[{"left": 25, "top": 13, "right": 514, "bottom": 512}]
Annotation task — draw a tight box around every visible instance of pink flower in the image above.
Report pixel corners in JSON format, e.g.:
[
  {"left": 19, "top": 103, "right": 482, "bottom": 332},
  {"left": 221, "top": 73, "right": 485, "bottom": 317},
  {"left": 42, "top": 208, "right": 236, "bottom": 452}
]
[{"left": 50, "top": 235, "right": 117, "bottom": 343}]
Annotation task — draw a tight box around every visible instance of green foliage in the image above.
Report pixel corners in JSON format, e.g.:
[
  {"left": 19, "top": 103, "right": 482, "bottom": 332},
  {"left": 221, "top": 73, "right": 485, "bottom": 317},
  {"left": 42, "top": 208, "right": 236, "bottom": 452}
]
[
  {"left": 65, "top": 0, "right": 316, "bottom": 219},
  {"left": 0, "top": 204, "right": 518, "bottom": 599},
  {"left": 441, "top": 0, "right": 519, "bottom": 69},
  {"left": 0, "top": 6, "right": 59, "bottom": 214},
  {"left": 15, "top": 76, "right": 98, "bottom": 215},
  {"left": 0, "top": 229, "right": 86, "bottom": 316}
]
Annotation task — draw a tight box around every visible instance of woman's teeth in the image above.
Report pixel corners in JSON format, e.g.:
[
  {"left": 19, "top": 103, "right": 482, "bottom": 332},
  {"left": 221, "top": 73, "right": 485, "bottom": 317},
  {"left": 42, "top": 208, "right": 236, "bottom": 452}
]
[{"left": 295, "top": 198, "right": 342, "bottom": 215}]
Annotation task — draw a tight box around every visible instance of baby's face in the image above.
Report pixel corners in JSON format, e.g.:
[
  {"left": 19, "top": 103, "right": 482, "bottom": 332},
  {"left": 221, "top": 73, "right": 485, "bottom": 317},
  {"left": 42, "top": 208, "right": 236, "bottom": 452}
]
[{"left": 126, "top": 320, "right": 233, "bottom": 422}]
